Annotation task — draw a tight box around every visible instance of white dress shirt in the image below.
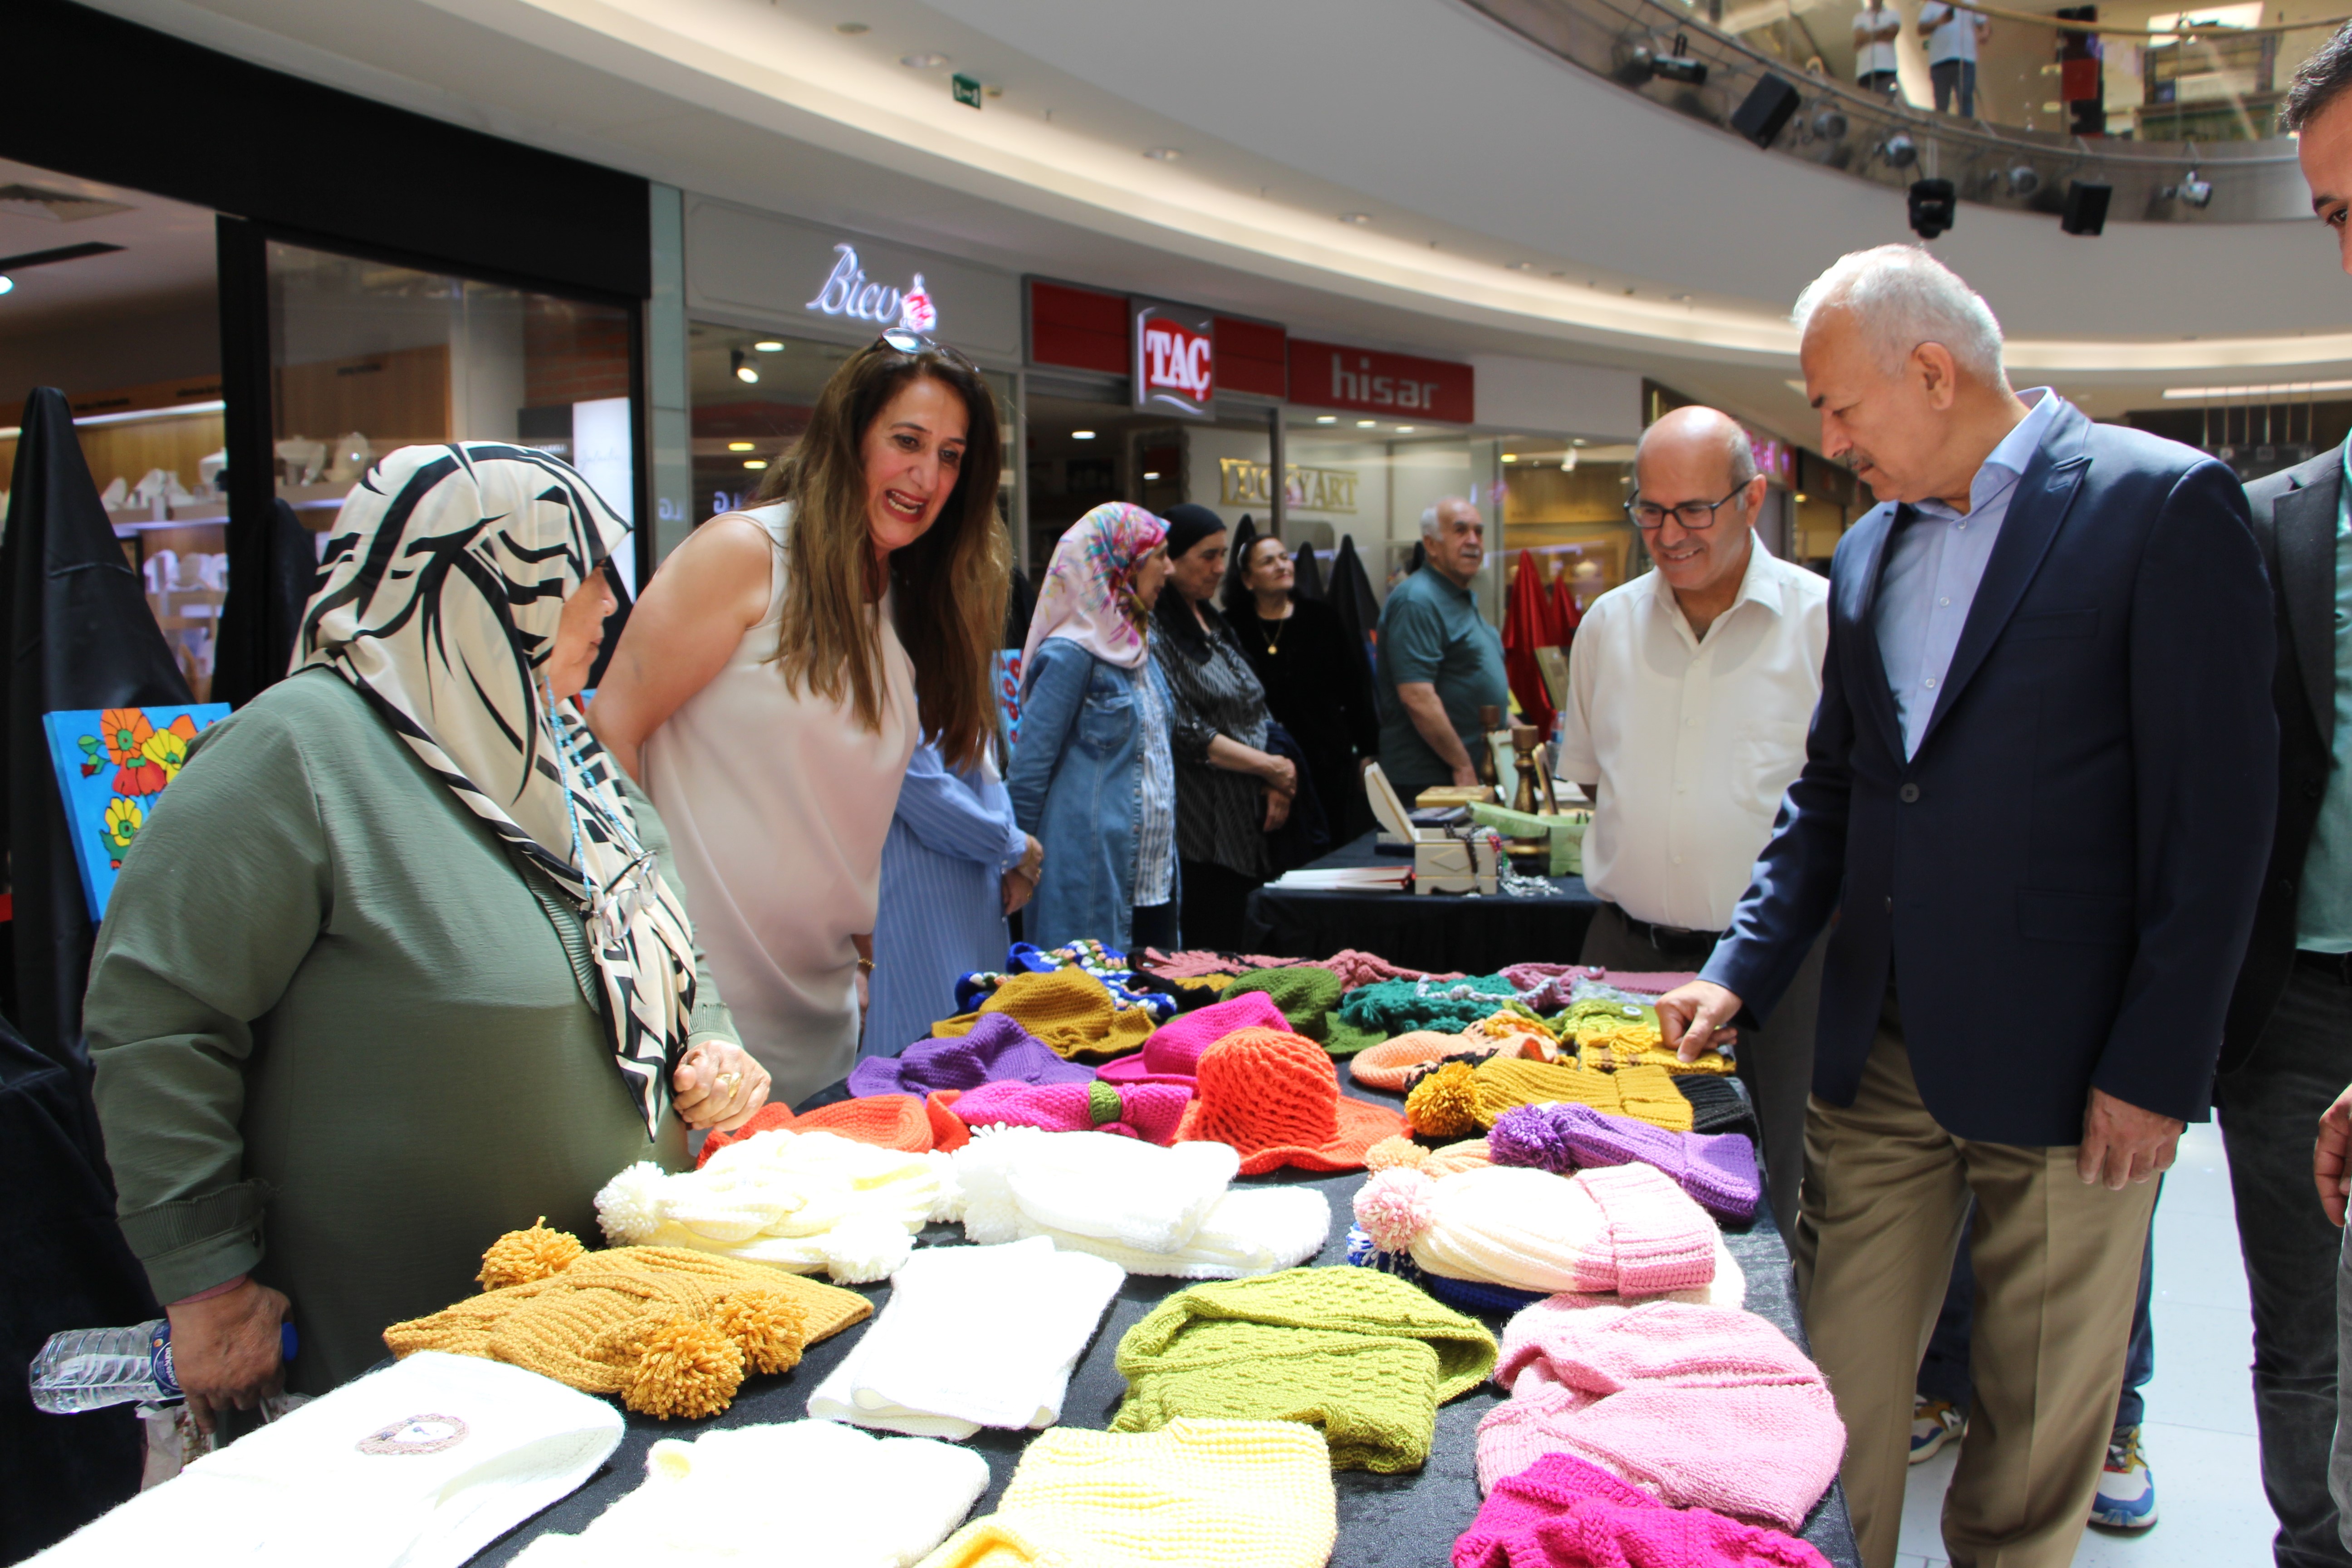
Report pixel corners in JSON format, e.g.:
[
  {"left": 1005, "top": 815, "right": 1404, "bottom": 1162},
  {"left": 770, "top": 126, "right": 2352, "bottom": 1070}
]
[
  {"left": 1874, "top": 388, "right": 2062, "bottom": 759},
  {"left": 1557, "top": 533, "right": 1831, "bottom": 932}
]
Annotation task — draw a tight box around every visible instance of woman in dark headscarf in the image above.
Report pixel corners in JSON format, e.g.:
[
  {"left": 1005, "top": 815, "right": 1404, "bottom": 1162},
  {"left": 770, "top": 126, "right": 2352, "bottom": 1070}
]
[
  {"left": 1225, "top": 531, "right": 1382, "bottom": 842},
  {"left": 1150, "top": 504, "right": 1297, "bottom": 950},
  {"left": 85, "top": 443, "right": 763, "bottom": 1414}
]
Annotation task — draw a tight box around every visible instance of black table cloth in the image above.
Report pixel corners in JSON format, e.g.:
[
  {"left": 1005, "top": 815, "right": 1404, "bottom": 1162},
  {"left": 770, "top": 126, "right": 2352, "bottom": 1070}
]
[
  {"left": 1243, "top": 831, "right": 1603, "bottom": 974},
  {"left": 466, "top": 1063, "right": 1858, "bottom": 1568}
]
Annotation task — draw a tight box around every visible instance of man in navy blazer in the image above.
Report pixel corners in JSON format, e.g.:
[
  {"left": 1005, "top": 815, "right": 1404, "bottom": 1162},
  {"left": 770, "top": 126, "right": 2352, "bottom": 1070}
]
[{"left": 1660, "top": 246, "right": 2276, "bottom": 1568}]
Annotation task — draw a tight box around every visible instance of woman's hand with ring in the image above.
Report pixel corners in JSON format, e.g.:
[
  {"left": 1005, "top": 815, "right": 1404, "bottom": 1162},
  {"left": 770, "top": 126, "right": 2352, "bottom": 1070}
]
[{"left": 672, "top": 1040, "right": 770, "bottom": 1132}]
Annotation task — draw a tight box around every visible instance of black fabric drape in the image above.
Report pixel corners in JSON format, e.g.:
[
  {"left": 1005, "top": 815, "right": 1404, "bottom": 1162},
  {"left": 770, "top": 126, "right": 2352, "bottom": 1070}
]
[
  {"left": 0, "top": 1007, "right": 159, "bottom": 1559},
  {"left": 1262, "top": 720, "right": 1330, "bottom": 871},
  {"left": 1004, "top": 565, "right": 1036, "bottom": 651},
  {"left": 211, "top": 497, "right": 319, "bottom": 708},
  {"left": 1292, "top": 539, "right": 1325, "bottom": 601},
  {"left": 0, "top": 390, "right": 194, "bottom": 1067},
  {"left": 1328, "top": 534, "right": 1381, "bottom": 670}
]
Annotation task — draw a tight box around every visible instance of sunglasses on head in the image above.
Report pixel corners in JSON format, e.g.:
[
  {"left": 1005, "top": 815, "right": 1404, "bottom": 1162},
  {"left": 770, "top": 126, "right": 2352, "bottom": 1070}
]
[{"left": 875, "top": 328, "right": 978, "bottom": 372}]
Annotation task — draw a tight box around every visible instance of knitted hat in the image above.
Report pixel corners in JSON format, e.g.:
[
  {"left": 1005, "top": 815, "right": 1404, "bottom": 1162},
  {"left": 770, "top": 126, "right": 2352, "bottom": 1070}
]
[
  {"left": 1454, "top": 1453, "right": 1833, "bottom": 1568},
  {"left": 696, "top": 1094, "right": 948, "bottom": 1166},
  {"left": 953, "top": 1126, "right": 1329, "bottom": 1278},
  {"left": 1560, "top": 996, "right": 1735, "bottom": 1076},
  {"left": 1353, "top": 1162, "right": 1718, "bottom": 1299},
  {"left": 1366, "top": 1134, "right": 1492, "bottom": 1176},
  {"left": 1220, "top": 967, "right": 1347, "bottom": 1046},
  {"left": 947, "top": 1078, "right": 1191, "bottom": 1144},
  {"left": 1098, "top": 990, "right": 1288, "bottom": 1088},
  {"left": 1476, "top": 1299, "right": 1847, "bottom": 1532},
  {"left": 808, "top": 1236, "right": 1125, "bottom": 1440},
  {"left": 1175, "top": 1027, "right": 1406, "bottom": 1174},
  {"left": 919, "top": 1419, "right": 1338, "bottom": 1568},
  {"left": 1343, "top": 1220, "right": 1744, "bottom": 1319},
  {"left": 1111, "top": 1267, "right": 1497, "bottom": 1474},
  {"left": 1339, "top": 974, "right": 1522, "bottom": 1037},
  {"left": 597, "top": 1128, "right": 959, "bottom": 1283},
  {"left": 1488, "top": 1102, "right": 1762, "bottom": 1224},
  {"left": 931, "top": 968, "right": 1154, "bottom": 1060},
  {"left": 848, "top": 1013, "right": 1095, "bottom": 1099},
  {"left": 1462, "top": 1009, "right": 1568, "bottom": 1060},
  {"left": 1407, "top": 1058, "right": 1695, "bottom": 1139},
  {"left": 1676, "top": 1073, "right": 1760, "bottom": 1138},
  {"left": 509, "top": 1420, "right": 988, "bottom": 1568},
  {"left": 382, "top": 1231, "right": 869, "bottom": 1420}
]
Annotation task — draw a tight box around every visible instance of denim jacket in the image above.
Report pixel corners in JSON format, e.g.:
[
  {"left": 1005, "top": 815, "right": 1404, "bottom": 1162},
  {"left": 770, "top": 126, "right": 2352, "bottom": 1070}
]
[{"left": 1007, "top": 640, "right": 1176, "bottom": 951}]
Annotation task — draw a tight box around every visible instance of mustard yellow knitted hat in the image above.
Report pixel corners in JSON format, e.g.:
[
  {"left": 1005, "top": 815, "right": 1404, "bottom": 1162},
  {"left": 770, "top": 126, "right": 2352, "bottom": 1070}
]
[
  {"left": 932, "top": 969, "right": 1155, "bottom": 1061},
  {"left": 1406, "top": 1058, "right": 1695, "bottom": 1139},
  {"left": 1558, "top": 997, "right": 1735, "bottom": 1076},
  {"left": 382, "top": 1227, "right": 870, "bottom": 1420},
  {"left": 1110, "top": 1266, "right": 1495, "bottom": 1473}
]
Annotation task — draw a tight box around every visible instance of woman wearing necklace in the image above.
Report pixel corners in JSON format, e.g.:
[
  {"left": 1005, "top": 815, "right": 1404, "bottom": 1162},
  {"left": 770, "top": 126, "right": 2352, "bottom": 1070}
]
[
  {"left": 1150, "top": 505, "right": 1297, "bottom": 950},
  {"left": 1226, "top": 531, "right": 1382, "bottom": 842}
]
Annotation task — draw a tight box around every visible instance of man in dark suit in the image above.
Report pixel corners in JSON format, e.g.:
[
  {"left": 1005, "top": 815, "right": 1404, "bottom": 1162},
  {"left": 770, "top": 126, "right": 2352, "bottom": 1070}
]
[{"left": 1659, "top": 245, "right": 2277, "bottom": 1568}]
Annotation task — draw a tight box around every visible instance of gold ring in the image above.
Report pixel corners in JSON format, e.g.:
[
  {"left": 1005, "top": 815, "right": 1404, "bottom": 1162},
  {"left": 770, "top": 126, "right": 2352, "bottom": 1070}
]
[{"left": 715, "top": 1071, "right": 741, "bottom": 1093}]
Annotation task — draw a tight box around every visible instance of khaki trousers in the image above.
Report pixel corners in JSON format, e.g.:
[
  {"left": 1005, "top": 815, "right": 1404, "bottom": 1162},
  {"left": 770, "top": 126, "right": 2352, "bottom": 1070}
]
[{"left": 1797, "top": 996, "right": 2157, "bottom": 1568}]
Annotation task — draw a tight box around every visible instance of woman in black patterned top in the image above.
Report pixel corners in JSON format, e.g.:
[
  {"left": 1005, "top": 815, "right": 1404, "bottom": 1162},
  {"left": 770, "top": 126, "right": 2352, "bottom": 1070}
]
[
  {"left": 1150, "top": 505, "right": 1297, "bottom": 950},
  {"left": 1225, "top": 532, "right": 1382, "bottom": 843}
]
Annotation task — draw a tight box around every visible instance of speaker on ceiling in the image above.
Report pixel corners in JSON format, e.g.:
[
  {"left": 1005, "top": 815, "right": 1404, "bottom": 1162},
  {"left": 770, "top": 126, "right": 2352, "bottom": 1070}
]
[
  {"left": 1731, "top": 74, "right": 1803, "bottom": 148},
  {"left": 2061, "top": 180, "right": 2112, "bottom": 235}
]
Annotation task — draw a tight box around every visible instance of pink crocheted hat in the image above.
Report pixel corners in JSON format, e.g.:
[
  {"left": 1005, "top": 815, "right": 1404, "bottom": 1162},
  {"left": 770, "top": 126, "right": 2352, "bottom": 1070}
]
[
  {"left": 947, "top": 1078, "right": 1190, "bottom": 1145},
  {"left": 1174, "top": 1027, "right": 1406, "bottom": 1174},
  {"left": 1098, "top": 991, "right": 1289, "bottom": 1088},
  {"left": 1477, "top": 1299, "right": 1847, "bottom": 1532},
  {"left": 1455, "top": 1453, "right": 1832, "bottom": 1568}
]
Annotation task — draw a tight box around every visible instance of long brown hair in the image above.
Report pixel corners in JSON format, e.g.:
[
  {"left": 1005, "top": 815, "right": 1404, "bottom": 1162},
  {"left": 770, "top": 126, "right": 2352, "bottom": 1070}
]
[{"left": 752, "top": 341, "right": 1009, "bottom": 769}]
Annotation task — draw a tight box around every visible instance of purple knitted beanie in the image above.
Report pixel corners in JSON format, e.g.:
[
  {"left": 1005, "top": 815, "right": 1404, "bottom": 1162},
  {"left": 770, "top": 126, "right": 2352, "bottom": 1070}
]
[{"left": 1488, "top": 1102, "right": 1760, "bottom": 1224}]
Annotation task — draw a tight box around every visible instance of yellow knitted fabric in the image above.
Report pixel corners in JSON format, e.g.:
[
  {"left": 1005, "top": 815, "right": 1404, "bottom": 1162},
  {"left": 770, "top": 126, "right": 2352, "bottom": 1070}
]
[
  {"left": 1110, "top": 1267, "right": 1496, "bottom": 1473},
  {"left": 1466, "top": 1058, "right": 1695, "bottom": 1133},
  {"left": 382, "top": 1239, "right": 871, "bottom": 1417},
  {"left": 1558, "top": 999, "right": 1735, "bottom": 1077},
  {"left": 915, "top": 1419, "right": 1338, "bottom": 1567},
  {"left": 931, "top": 969, "right": 1155, "bottom": 1060}
]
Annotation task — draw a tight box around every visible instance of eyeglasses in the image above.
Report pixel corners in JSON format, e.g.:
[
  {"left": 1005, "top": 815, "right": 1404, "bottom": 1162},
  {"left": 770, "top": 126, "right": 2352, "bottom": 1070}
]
[
  {"left": 1625, "top": 487, "right": 1747, "bottom": 531},
  {"left": 874, "top": 328, "right": 978, "bottom": 372}
]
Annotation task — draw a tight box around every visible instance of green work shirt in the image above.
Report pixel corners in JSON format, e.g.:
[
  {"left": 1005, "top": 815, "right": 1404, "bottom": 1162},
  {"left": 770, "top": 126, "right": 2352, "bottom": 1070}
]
[
  {"left": 1375, "top": 564, "right": 1511, "bottom": 798},
  {"left": 2297, "top": 442, "right": 2352, "bottom": 952},
  {"left": 86, "top": 670, "right": 728, "bottom": 1391}
]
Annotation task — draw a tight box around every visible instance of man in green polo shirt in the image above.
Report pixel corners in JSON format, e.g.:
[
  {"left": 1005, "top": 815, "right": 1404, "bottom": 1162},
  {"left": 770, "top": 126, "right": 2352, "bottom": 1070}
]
[{"left": 1375, "top": 496, "right": 1510, "bottom": 798}]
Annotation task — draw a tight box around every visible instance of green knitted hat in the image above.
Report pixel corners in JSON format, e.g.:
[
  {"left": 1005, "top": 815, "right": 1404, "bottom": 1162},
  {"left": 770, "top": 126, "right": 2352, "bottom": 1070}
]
[
  {"left": 1110, "top": 1266, "right": 1498, "bottom": 1473},
  {"left": 1222, "top": 967, "right": 1390, "bottom": 1057}
]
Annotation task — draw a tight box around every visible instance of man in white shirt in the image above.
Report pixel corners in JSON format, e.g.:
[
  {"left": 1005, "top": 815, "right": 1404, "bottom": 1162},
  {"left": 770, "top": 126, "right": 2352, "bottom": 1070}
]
[
  {"left": 1556, "top": 405, "right": 1830, "bottom": 1236},
  {"left": 1854, "top": 2, "right": 1904, "bottom": 96},
  {"left": 1918, "top": 0, "right": 1989, "bottom": 116}
]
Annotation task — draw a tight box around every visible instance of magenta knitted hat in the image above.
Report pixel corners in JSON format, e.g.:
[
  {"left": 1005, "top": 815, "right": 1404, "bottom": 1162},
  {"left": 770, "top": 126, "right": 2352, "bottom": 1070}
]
[
  {"left": 1487, "top": 1102, "right": 1762, "bottom": 1224},
  {"left": 949, "top": 1079, "right": 1191, "bottom": 1145},
  {"left": 1476, "top": 1298, "right": 1846, "bottom": 1532},
  {"left": 1098, "top": 991, "right": 1289, "bottom": 1088},
  {"left": 1354, "top": 1162, "right": 1719, "bottom": 1300},
  {"left": 1454, "top": 1453, "right": 1832, "bottom": 1568}
]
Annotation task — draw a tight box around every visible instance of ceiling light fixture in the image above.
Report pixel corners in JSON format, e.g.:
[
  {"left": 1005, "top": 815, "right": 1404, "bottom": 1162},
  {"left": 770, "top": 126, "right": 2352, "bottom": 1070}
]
[
  {"left": 1315, "top": 415, "right": 1337, "bottom": 424},
  {"left": 0, "top": 276, "right": 13, "bottom": 297},
  {"left": 743, "top": 459, "right": 769, "bottom": 469},
  {"left": 1355, "top": 419, "right": 1377, "bottom": 427},
  {"left": 1396, "top": 426, "right": 1416, "bottom": 433},
  {"left": 900, "top": 52, "right": 950, "bottom": 68},
  {"left": 753, "top": 339, "right": 784, "bottom": 352},
  {"left": 1510, "top": 261, "right": 1535, "bottom": 271},
  {"left": 727, "top": 441, "right": 755, "bottom": 451},
  {"left": 1502, "top": 453, "right": 1519, "bottom": 463},
  {"left": 1341, "top": 212, "right": 1371, "bottom": 225},
  {"left": 730, "top": 349, "right": 759, "bottom": 384},
  {"left": 1071, "top": 429, "right": 1096, "bottom": 440},
  {"left": 1560, "top": 449, "right": 1578, "bottom": 472},
  {"left": 2162, "top": 378, "right": 2352, "bottom": 399},
  {"left": 1795, "top": 491, "right": 1808, "bottom": 502},
  {"left": 1144, "top": 147, "right": 1181, "bottom": 161},
  {"left": 1571, "top": 438, "right": 1588, "bottom": 446},
  {"left": 1143, "top": 470, "right": 1161, "bottom": 480}
]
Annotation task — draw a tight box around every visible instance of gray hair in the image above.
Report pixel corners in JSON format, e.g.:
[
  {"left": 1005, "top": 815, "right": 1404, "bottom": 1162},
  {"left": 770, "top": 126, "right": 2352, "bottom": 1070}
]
[
  {"left": 1421, "top": 497, "right": 1474, "bottom": 541},
  {"left": 2284, "top": 21, "right": 2352, "bottom": 132},
  {"left": 1791, "top": 245, "right": 2009, "bottom": 389}
]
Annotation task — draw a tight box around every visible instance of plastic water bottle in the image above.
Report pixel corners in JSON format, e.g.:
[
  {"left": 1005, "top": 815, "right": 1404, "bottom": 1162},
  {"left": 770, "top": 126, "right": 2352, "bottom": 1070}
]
[{"left": 29, "top": 1318, "right": 297, "bottom": 1414}]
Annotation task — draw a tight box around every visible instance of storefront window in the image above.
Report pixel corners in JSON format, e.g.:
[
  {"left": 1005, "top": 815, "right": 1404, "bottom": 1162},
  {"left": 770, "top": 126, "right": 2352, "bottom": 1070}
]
[
  {"left": 1496, "top": 441, "right": 1639, "bottom": 621},
  {"left": 265, "top": 241, "right": 638, "bottom": 584},
  {"left": 689, "top": 323, "right": 1014, "bottom": 537},
  {"left": 1279, "top": 416, "right": 1491, "bottom": 602}
]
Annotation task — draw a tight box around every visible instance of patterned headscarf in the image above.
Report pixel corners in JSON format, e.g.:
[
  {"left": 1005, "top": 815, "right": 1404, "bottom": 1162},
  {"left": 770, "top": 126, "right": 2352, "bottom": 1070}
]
[
  {"left": 296, "top": 443, "right": 696, "bottom": 1135},
  {"left": 1021, "top": 503, "right": 1168, "bottom": 687}
]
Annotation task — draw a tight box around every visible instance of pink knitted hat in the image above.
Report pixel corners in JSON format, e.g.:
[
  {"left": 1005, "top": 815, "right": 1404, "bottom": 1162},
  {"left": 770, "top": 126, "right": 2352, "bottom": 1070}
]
[
  {"left": 1454, "top": 1453, "right": 1832, "bottom": 1568},
  {"left": 1475, "top": 1299, "right": 1846, "bottom": 1532},
  {"left": 946, "top": 1079, "right": 1191, "bottom": 1145},
  {"left": 1354, "top": 1162, "right": 1718, "bottom": 1299},
  {"left": 1098, "top": 991, "right": 1289, "bottom": 1088}
]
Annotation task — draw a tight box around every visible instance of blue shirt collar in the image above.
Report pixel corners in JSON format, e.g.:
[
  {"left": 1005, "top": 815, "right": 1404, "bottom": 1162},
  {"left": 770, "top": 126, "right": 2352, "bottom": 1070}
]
[{"left": 1913, "top": 387, "right": 2061, "bottom": 523}]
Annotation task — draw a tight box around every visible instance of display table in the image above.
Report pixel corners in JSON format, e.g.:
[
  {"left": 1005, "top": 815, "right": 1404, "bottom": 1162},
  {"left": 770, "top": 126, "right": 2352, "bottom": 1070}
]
[
  {"left": 1243, "top": 831, "right": 1604, "bottom": 973},
  {"left": 467, "top": 1064, "right": 1858, "bottom": 1568}
]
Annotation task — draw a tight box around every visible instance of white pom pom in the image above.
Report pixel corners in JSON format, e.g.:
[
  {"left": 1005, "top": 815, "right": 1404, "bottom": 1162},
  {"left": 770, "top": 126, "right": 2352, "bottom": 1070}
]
[
  {"left": 819, "top": 1216, "right": 915, "bottom": 1284},
  {"left": 922, "top": 1149, "right": 964, "bottom": 1224},
  {"left": 594, "top": 1161, "right": 669, "bottom": 1244}
]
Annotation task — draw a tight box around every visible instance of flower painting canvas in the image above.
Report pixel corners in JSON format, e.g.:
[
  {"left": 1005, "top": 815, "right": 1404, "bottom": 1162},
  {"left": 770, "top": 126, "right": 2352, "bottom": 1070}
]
[{"left": 44, "top": 704, "right": 230, "bottom": 921}]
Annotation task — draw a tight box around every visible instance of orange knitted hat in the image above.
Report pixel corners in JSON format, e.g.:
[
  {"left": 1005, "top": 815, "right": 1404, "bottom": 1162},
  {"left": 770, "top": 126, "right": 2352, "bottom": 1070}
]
[
  {"left": 696, "top": 1095, "right": 951, "bottom": 1167},
  {"left": 1176, "top": 1027, "right": 1406, "bottom": 1175}
]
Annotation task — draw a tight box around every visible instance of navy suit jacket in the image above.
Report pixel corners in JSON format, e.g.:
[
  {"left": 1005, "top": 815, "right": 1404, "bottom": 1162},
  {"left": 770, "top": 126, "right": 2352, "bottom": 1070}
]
[{"left": 1701, "top": 400, "right": 2278, "bottom": 1145}]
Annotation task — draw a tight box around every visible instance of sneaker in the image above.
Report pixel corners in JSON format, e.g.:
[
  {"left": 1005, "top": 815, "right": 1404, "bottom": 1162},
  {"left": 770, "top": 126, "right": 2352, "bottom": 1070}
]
[
  {"left": 1909, "top": 1395, "right": 1966, "bottom": 1464},
  {"left": 2091, "top": 1426, "right": 2158, "bottom": 1529}
]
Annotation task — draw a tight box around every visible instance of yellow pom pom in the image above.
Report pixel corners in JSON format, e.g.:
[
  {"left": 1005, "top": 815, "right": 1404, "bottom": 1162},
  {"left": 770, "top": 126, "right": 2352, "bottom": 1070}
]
[
  {"left": 477, "top": 1218, "right": 585, "bottom": 1291},
  {"left": 712, "top": 1290, "right": 808, "bottom": 1376},
  {"left": 623, "top": 1316, "right": 744, "bottom": 1420},
  {"left": 1364, "top": 1135, "right": 1429, "bottom": 1173},
  {"left": 1405, "top": 1062, "right": 1480, "bottom": 1139}
]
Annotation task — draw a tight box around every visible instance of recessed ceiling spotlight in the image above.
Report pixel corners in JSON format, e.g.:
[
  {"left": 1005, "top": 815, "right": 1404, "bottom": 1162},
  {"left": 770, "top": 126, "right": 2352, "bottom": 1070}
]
[
  {"left": 742, "top": 459, "right": 769, "bottom": 470},
  {"left": 835, "top": 21, "right": 869, "bottom": 34},
  {"left": 1571, "top": 438, "right": 1588, "bottom": 447},
  {"left": 1144, "top": 147, "right": 1182, "bottom": 161},
  {"left": 1144, "top": 470, "right": 1161, "bottom": 480},
  {"left": 1509, "top": 261, "right": 1535, "bottom": 271},
  {"left": 1355, "top": 419, "right": 1377, "bottom": 427},
  {"left": 727, "top": 441, "right": 755, "bottom": 452},
  {"left": 1396, "top": 426, "right": 1416, "bottom": 433},
  {"left": 1502, "top": 453, "right": 1520, "bottom": 463},
  {"left": 0, "top": 276, "right": 13, "bottom": 297},
  {"left": 1071, "top": 430, "right": 1097, "bottom": 440},
  {"left": 752, "top": 340, "right": 784, "bottom": 352},
  {"left": 730, "top": 349, "right": 759, "bottom": 384},
  {"left": 1315, "top": 416, "right": 1337, "bottom": 424},
  {"left": 901, "top": 52, "right": 950, "bottom": 68},
  {"left": 1341, "top": 212, "right": 1372, "bottom": 225}
]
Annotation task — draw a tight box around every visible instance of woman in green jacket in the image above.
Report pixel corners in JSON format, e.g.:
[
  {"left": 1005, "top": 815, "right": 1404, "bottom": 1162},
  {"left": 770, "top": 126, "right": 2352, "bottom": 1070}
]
[{"left": 84, "top": 443, "right": 767, "bottom": 1420}]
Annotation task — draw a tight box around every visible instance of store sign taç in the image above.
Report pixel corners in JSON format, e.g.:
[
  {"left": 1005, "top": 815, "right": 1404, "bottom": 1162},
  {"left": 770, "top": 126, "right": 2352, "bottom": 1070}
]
[
  {"left": 1220, "top": 457, "right": 1358, "bottom": 514},
  {"left": 1287, "top": 338, "right": 1474, "bottom": 425},
  {"left": 807, "top": 244, "right": 938, "bottom": 332},
  {"left": 1131, "top": 299, "right": 1216, "bottom": 419}
]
